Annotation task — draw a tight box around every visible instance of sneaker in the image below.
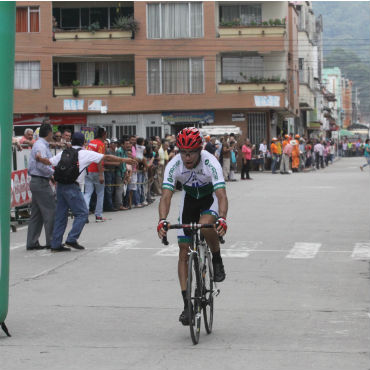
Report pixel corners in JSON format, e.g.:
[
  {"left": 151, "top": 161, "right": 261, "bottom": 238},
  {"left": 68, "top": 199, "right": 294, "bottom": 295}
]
[
  {"left": 65, "top": 241, "right": 85, "bottom": 250},
  {"left": 213, "top": 261, "right": 226, "bottom": 282},
  {"left": 142, "top": 201, "right": 149, "bottom": 206},
  {"left": 360, "top": 166, "right": 364, "bottom": 171},
  {"left": 95, "top": 216, "right": 107, "bottom": 223},
  {"left": 179, "top": 309, "right": 190, "bottom": 326}
]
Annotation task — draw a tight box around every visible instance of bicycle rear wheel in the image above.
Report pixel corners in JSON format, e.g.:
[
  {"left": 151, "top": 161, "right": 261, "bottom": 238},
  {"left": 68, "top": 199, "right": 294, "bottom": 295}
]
[
  {"left": 187, "top": 252, "right": 202, "bottom": 345},
  {"left": 203, "top": 251, "right": 214, "bottom": 334}
]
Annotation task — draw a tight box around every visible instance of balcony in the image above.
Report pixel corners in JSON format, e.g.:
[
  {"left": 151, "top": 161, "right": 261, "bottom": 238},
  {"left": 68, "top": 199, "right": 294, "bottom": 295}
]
[
  {"left": 52, "top": 2, "right": 137, "bottom": 41},
  {"left": 53, "top": 56, "right": 135, "bottom": 97},
  {"left": 217, "top": 2, "right": 286, "bottom": 39},
  {"left": 54, "top": 85, "right": 134, "bottom": 97},
  {"left": 217, "top": 52, "right": 287, "bottom": 94}
]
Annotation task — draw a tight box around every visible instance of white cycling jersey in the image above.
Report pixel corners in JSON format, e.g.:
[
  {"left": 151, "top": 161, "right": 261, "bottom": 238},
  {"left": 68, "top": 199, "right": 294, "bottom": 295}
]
[{"left": 162, "top": 150, "right": 226, "bottom": 199}]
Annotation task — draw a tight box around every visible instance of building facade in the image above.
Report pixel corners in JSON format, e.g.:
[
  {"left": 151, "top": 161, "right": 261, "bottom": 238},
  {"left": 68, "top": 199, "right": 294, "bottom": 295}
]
[{"left": 14, "top": 1, "right": 300, "bottom": 144}]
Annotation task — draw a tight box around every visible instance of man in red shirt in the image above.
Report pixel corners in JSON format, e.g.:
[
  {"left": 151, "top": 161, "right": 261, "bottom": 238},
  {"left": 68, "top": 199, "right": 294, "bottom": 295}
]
[{"left": 83, "top": 127, "right": 107, "bottom": 222}]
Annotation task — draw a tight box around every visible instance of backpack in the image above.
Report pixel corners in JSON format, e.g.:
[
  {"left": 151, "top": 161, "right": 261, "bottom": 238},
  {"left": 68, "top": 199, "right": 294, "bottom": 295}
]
[{"left": 54, "top": 148, "right": 82, "bottom": 184}]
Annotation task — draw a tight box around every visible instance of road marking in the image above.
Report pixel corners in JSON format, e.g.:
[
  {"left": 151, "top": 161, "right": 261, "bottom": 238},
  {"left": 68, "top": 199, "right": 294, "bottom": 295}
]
[
  {"left": 96, "top": 239, "right": 140, "bottom": 254},
  {"left": 10, "top": 243, "right": 26, "bottom": 250},
  {"left": 286, "top": 243, "right": 322, "bottom": 259},
  {"left": 155, "top": 244, "right": 179, "bottom": 257},
  {"left": 351, "top": 243, "right": 370, "bottom": 260}
]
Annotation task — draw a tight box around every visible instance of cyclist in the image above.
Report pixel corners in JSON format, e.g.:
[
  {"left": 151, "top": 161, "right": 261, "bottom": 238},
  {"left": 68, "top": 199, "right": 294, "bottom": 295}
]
[{"left": 157, "top": 127, "right": 228, "bottom": 325}]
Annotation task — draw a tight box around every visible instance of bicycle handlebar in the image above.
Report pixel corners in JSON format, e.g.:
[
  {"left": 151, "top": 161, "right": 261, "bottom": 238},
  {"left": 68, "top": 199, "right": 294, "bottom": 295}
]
[{"left": 161, "top": 222, "right": 225, "bottom": 246}]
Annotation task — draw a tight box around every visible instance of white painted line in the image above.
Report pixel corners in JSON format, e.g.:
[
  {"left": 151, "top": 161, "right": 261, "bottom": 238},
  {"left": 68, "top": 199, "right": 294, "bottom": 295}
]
[
  {"left": 286, "top": 243, "right": 322, "bottom": 259},
  {"left": 10, "top": 243, "right": 25, "bottom": 250},
  {"left": 228, "top": 241, "right": 262, "bottom": 251},
  {"left": 222, "top": 250, "right": 249, "bottom": 258},
  {"left": 96, "top": 239, "right": 140, "bottom": 254},
  {"left": 155, "top": 244, "right": 178, "bottom": 257},
  {"left": 351, "top": 243, "right": 370, "bottom": 260},
  {"left": 367, "top": 313, "right": 370, "bottom": 319}
]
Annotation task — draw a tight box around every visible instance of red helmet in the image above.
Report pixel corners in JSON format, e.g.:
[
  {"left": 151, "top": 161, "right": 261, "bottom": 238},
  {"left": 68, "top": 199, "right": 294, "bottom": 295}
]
[{"left": 176, "top": 127, "right": 203, "bottom": 150}]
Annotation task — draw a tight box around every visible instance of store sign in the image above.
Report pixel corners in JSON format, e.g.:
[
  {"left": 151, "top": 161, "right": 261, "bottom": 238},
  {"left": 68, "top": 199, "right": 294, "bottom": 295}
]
[
  {"left": 232, "top": 113, "right": 245, "bottom": 122},
  {"left": 307, "top": 122, "right": 322, "bottom": 130},
  {"left": 64, "top": 99, "right": 84, "bottom": 111},
  {"left": 162, "top": 111, "right": 214, "bottom": 124},
  {"left": 13, "top": 114, "right": 87, "bottom": 126},
  {"left": 88, "top": 100, "right": 108, "bottom": 113},
  {"left": 254, "top": 96, "right": 280, "bottom": 107}
]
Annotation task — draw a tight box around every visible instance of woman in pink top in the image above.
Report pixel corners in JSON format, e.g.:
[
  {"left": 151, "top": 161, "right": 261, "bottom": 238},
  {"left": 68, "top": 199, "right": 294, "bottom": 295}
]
[{"left": 241, "top": 138, "right": 254, "bottom": 180}]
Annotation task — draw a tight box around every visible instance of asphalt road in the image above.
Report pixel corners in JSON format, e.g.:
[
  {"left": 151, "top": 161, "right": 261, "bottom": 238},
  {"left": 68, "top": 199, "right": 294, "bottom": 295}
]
[{"left": 2, "top": 157, "right": 370, "bottom": 370}]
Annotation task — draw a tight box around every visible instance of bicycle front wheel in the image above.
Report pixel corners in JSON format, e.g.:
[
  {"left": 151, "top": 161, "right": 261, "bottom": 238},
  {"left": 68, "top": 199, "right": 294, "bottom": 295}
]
[
  {"left": 203, "top": 251, "right": 214, "bottom": 334},
  {"left": 187, "top": 252, "right": 202, "bottom": 345}
]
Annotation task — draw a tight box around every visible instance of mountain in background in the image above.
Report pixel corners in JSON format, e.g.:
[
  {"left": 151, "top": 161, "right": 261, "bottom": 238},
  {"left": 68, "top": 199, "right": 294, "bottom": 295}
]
[{"left": 312, "top": 1, "right": 370, "bottom": 121}]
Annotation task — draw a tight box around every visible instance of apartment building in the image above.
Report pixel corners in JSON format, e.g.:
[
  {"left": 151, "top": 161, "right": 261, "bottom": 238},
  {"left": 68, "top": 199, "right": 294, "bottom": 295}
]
[
  {"left": 14, "top": 1, "right": 300, "bottom": 143},
  {"left": 295, "top": 2, "right": 324, "bottom": 137},
  {"left": 341, "top": 78, "right": 353, "bottom": 129},
  {"left": 322, "top": 67, "right": 343, "bottom": 129}
]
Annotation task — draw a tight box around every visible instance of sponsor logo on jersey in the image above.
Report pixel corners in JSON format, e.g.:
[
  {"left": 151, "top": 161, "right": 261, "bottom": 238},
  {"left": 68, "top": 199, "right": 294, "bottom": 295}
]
[
  {"left": 167, "top": 160, "right": 180, "bottom": 183},
  {"left": 204, "top": 159, "right": 218, "bottom": 180}
]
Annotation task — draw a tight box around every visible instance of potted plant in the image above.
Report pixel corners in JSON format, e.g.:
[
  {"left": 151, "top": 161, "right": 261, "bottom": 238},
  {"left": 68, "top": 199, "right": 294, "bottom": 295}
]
[
  {"left": 112, "top": 16, "right": 139, "bottom": 38},
  {"left": 88, "top": 21, "right": 100, "bottom": 34},
  {"left": 119, "top": 79, "right": 127, "bottom": 86},
  {"left": 72, "top": 80, "right": 80, "bottom": 97},
  {"left": 99, "top": 81, "right": 104, "bottom": 86}
]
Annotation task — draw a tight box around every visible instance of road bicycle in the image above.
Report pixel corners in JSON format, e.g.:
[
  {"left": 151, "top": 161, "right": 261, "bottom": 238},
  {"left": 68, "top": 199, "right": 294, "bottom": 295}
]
[{"left": 162, "top": 223, "right": 223, "bottom": 345}]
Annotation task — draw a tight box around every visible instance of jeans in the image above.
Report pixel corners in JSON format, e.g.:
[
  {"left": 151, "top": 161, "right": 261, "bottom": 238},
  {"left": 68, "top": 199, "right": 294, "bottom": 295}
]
[
  {"left": 271, "top": 154, "right": 278, "bottom": 173},
  {"left": 137, "top": 171, "right": 145, "bottom": 203},
  {"left": 104, "top": 170, "right": 115, "bottom": 211},
  {"left": 51, "top": 183, "right": 88, "bottom": 248},
  {"left": 84, "top": 172, "right": 105, "bottom": 217}
]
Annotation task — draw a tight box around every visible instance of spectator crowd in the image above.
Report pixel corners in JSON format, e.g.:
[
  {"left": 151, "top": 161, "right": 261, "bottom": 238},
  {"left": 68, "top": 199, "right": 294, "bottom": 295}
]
[{"left": 11, "top": 122, "right": 368, "bottom": 251}]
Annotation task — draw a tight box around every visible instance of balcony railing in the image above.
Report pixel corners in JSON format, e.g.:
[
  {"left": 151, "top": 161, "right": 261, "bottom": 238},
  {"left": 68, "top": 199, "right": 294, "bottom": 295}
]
[
  {"left": 218, "top": 25, "right": 286, "bottom": 38},
  {"left": 218, "top": 80, "right": 286, "bottom": 93},
  {"left": 54, "top": 85, "right": 134, "bottom": 97},
  {"left": 54, "top": 29, "right": 133, "bottom": 40}
]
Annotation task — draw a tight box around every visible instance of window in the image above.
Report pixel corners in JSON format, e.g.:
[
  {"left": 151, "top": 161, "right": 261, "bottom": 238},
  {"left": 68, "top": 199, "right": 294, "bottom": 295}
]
[
  {"left": 299, "top": 58, "right": 304, "bottom": 82},
  {"left": 148, "top": 58, "right": 204, "bottom": 94},
  {"left": 247, "top": 113, "right": 267, "bottom": 146},
  {"left": 53, "top": 7, "right": 134, "bottom": 30},
  {"left": 14, "top": 62, "right": 41, "bottom": 89},
  {"left": 116, "top": 125, "right": 136, "bottom": 138},
  {"left": 220, "top": 4, "right": 261, "bottom": 25},
  {"left": 54, "top": 61, "right": 134, "bottom": 87},
  {"left": 146, "top": 126, "right": 162, "bottom": 139},
  {"left": 16, "top": 7, "right": 39, "bottom": 32},
  {"left": 222, "top": 55, "right": 263, "bottom": 83},
  {"left": 147, "top": 3, "right": 203, "bottom": 39}
]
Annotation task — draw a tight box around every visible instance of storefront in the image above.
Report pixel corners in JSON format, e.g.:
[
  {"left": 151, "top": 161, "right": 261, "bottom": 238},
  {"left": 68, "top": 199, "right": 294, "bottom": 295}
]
[
  {"left": 162, "top": 111, "right": 214, "bottom": 135},
  {"left": 86, "top": 113, "right": 163, "bottom": 139},
  {"left": 13, "top": 114, "right": 86, "bottom": 136}
]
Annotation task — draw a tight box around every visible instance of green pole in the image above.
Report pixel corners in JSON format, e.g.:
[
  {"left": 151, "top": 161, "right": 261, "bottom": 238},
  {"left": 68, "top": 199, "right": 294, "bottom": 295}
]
[{"left": 0, "top": 1, "right": 15, "bottom": 334}]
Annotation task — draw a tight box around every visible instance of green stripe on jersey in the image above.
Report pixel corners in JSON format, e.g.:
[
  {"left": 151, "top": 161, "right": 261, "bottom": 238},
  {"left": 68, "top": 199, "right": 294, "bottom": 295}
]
[
  {"left": 213, "top": 182, "right": 226, "bottom": 191},
  {"left": 183, "top": 183, "right": 214, "bottom": 199},
  {"left": 162, "top": 183, "right": 174, "bottom": 191}
]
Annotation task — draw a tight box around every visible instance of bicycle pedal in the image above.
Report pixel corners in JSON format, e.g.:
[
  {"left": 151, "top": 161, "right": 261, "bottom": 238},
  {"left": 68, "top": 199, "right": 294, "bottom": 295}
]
[{"left": 212, "top": 289, "right": 220, "bottom": 297}]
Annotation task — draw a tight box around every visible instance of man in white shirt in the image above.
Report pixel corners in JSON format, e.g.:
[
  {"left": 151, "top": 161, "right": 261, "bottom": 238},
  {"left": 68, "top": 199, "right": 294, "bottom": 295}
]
[
  {"left": 314, "top": 140, "right": 324, "bottom": 169},
  {"left": 36, "top": 132, "right": 136, "bottom": 252}
]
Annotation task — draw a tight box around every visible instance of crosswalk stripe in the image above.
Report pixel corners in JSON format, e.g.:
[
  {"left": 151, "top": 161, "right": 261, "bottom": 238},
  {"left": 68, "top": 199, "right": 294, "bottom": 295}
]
[
  {"left": 286, "top": 242, "right": 322, "bottom": 259},
  {"left": 351, "top": 243, "right": 370, "bottom": 260}
]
